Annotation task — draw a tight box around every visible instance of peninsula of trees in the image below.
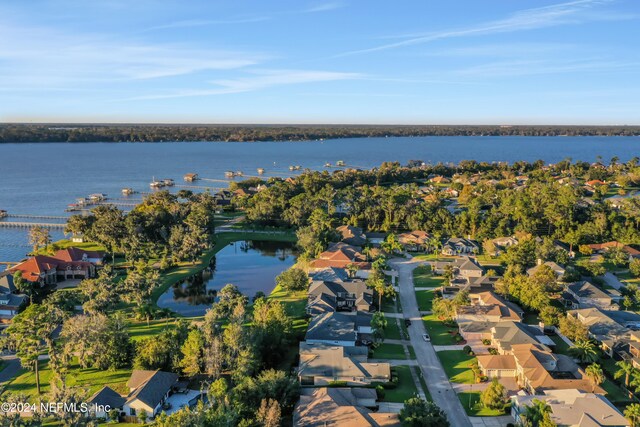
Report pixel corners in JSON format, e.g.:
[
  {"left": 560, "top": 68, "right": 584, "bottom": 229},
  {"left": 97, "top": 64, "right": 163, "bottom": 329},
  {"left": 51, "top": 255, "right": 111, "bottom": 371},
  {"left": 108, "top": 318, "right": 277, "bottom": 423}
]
[{"left": 1, "top": 123, "right": 639, "bottom": 143}]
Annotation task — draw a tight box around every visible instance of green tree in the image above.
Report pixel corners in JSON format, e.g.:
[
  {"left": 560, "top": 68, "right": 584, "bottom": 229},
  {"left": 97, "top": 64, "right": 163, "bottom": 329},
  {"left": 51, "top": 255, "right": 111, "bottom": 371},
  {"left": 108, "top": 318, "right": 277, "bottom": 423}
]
[
  {"left": 180, "top": 328, "right": 205, "bottom": 376},
  {"left": 521, "top": 398, "right": 554, "bottom": 427},
  {"left": 371, "top": 312, "right": 388, "bottom": 345},
  {"left": 614, "top": 360, "right": 636, "bottom": 397},
  {"left": 13, "top": 271, "right": 35, "bottom": 304},
  {"left": 480, "top": 378, "right": 506, "bottom": 410},
  {"left": 568, "top": 340, "right": 599, "bottom": 364},
  {"left": 625, "top": 403, "right": 640, "bottom": 427},
  {"left": 399, "top": 398, "right": 449, "bottom": 427},
  {"left": 630, "top": 259, "right": 640, "bottom": 278},
  {"left": 585, "top": 363, "right": 604, "bottom": 392},
  {"left": 28, "top": 225, "right": 51, "bottom": 253},
  {"left": 275, "top": 267, "right": 308, "bottom": 291}
]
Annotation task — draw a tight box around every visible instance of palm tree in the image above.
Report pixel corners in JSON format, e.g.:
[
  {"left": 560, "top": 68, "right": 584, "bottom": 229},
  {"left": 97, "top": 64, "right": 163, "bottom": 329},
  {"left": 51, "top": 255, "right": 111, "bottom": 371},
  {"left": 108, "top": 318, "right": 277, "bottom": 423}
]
[
  {"left": 521, "top": 398, "right": 552, "bottom": 427},
  {"left": 585, "top": 363, "right": 604, "bottom": 393},
  {"left": 346, "top": 263, "right": 359, "bottom": 279},
  {"left": 614, "top": 360, "right": 636, "bottom": 397},
  {"left": 625, "top": 403, "right": 640, "bottom": 427},
  {"left": 568, "top": 340, "right": 599, "bottom": 364}
]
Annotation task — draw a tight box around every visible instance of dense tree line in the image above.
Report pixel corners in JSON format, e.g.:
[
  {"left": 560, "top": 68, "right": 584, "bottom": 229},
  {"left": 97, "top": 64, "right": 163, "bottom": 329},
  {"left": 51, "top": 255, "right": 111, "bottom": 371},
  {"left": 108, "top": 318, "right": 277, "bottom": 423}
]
[{"left": 1, "top": 123, "right": 639, "bottom": 143}]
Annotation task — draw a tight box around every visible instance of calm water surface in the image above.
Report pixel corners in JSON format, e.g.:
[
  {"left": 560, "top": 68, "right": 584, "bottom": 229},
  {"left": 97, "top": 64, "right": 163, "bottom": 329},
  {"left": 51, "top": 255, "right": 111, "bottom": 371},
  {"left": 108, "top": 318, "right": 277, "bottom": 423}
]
[
  {"left": 1, "top": 136, "right": 639, "bottom": 263},
  {"left": 156, "top": 240, "right": 297, "bottom": 317}
]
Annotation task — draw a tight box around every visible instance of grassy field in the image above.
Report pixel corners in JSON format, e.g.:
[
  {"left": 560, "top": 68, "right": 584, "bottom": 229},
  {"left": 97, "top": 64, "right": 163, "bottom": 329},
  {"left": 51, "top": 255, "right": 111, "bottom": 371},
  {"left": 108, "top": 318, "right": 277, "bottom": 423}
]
[
  {"left": 383, "top": 366, "right": 419, "bottom": 403},
  {"left": 4, "top": 358, "right": 132, "bottom": 401},
  {"left": 412, "top": 266, "right": 445, "bottom": 288},
  {"left": 267, "top": 283, "right": 308, "bottom": 319},
  {"left": 457, "top": 392, "right": 507, "bottom": 416},
  {"left": 437, "top": 350, "right": 477, "bottom": 384},
  {"left": 422, "top": 314, "right": 459, "bottom": 345},
  {"left": 415, "top": 289, "right": 436, "bottom": 312}
]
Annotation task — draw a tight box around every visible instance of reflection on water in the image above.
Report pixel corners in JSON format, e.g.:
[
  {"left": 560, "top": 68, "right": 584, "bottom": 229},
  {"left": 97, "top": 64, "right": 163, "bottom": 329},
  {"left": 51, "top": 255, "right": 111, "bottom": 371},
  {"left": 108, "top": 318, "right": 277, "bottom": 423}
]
[{"left": 157, "top": 240, "right": 297, "bottom": 316}]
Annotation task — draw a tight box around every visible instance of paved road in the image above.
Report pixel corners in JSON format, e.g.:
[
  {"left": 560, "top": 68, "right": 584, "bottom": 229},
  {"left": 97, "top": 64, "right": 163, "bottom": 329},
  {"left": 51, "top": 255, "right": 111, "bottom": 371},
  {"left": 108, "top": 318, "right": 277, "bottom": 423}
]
[{"left": 390, "top": 258, "right": 472, "bottom": 427}]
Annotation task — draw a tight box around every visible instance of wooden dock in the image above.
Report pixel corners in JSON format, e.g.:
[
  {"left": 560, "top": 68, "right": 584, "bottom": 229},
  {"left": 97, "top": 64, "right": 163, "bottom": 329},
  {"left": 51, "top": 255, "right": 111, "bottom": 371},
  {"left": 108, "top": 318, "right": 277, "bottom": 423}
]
[
  {"left": 0, "top": 221, "right": 66, "bottom": 229},
  {"left": 6, "top": 214, "right": 69, "bottom": 220}
]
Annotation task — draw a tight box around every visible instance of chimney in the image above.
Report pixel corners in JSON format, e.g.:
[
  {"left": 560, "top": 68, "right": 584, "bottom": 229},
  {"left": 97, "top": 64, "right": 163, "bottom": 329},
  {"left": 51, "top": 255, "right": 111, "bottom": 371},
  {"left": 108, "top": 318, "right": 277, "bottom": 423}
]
[{"left": 537, "top": 258, "right": 543, "bottom": 266}]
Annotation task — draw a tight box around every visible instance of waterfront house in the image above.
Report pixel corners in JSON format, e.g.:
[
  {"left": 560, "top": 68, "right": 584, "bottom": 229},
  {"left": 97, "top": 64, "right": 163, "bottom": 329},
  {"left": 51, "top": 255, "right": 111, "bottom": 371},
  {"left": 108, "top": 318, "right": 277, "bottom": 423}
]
[
  {"left": 307, "top": 280, "right": 373, "bottom": 315},
  {"left": 565, "top": 281, "right": 619, "bottom": 311},
  {"left": 336, "top": 225, "right": 367, "bottom": 247},
  {"left": 298, "top": 342, "right": 391, "bottom": 386},
  {"left": 441, "top": 238, "right": 479, "bottom": 255},
  {"left": 9, "top": 251, "right": 101, "bottom": 286},
  {"left": 511, "top": 389, "right": 628, "bottom": 427},
  {"left": 0, "top": 272, "right": 27, "bottom": 320},
  {"left": 293, "top": 387, "right": 399, "bottom": 427},
  {"left": 305, "top": 312, "right": 358, "bottom": 347},
  {"left": 123, "top": 370, "right": 179, "bottom": 418},
  {"left": 54, "top": 247, "right": 105, "bottom": 265},
  {"left": 183, "top": 173, "right": 198, "bottom": 182},
  {"left": 311, "top": 242, "right": 370, "bottom": 270}
]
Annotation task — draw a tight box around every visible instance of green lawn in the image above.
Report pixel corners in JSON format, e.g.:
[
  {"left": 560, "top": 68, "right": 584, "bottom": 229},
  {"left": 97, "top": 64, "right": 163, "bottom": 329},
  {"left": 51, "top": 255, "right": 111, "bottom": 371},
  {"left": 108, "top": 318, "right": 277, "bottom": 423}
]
[
  {"left": 385, "top": 319, "right": 408, "bottom": 341},
  {"left": 4, "top": 358, "right": 132, "bottom": 401},
  {"left": 437, "top": 350, "right": 477, "bottom": 384},
  {"left": 372, "top": 343, "right": 408, "bottom": 360},
  {"left": 381, "top": 295, "right": 399, "bottom": 313},
  {"left": 267, "top": 283, "right": 308, "bottom": 319},
  {"left": 34, "top": 239, "right": 107, "bottom": 256},
  {"left": 415, "top": 289, "right": 436, "bottom": 312},
  {"left": 457, "top": 392, "right": 507, "bottom": 416},
  {"left": 422, "top": 314, "right": 459, "bottom": 345},
  {"left": 413, "top": 266, "right": 445, "bottom": 288},
  {"left": 383, "top": 366, "right": 419, "bottom": 403},
  {"left": 549, "top": 334, "right": 571, "bottom": 355}
]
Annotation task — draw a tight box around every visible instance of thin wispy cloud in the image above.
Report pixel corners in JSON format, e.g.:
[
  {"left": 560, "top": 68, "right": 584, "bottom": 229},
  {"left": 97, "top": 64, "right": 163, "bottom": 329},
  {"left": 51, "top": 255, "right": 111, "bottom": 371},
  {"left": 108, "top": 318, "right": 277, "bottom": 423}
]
[
  {"left": 337, "top": 0, "right": 615, "bottom": 56},
  {"left": 141, "top": 16, "right": 271, "bottom": 32},
  {"left": 128, "top": 69, "right": 362, "bottom": 100},
  {"left": 454, "top": 58, "right": 638, "bottom": 77},
  {"left": 304, "top": 2, "right": 345, "bottom": 13}
]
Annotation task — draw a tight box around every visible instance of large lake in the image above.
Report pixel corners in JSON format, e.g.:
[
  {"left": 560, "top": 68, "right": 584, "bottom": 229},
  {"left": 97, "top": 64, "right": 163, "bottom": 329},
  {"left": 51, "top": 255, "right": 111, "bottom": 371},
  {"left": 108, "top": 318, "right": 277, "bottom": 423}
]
[
  {"left": 156, "top": 240, "right": 297, "bottom": 317},
  {"left": 1, "top": 136, "right": 639, "bottom": 262}
]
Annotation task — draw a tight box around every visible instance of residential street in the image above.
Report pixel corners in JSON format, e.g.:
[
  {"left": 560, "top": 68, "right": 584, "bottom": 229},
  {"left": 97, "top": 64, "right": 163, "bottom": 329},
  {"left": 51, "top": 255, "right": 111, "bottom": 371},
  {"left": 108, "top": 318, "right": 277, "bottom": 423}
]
[{"left": 390, "top": 258, "right": 473, "bottom": 427}]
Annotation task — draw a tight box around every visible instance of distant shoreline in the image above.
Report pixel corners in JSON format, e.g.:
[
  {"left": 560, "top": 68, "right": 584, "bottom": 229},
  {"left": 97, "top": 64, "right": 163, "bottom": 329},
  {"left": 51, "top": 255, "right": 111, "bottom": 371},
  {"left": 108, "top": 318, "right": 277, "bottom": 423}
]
[{"left": 1, "top": 124, "right": 639, "bottom": 143}]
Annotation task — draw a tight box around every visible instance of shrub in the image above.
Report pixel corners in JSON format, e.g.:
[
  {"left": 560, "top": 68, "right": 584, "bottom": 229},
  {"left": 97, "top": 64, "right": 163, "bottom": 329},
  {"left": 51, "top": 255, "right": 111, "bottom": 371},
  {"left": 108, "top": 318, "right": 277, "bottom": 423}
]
[
  {"left": 327, "top": 381, "right": 348, "bottom": 387},
  {"left": 488, "top": 348, "right": 498, "bottom": 355},
  {"left": 463, "top": 345, "right": 472, "bottom": 354},
  {"left": 375, "top": 384, "right": 386, "bottom": 399},
  {"left": 275, "top": 267, "right": 309, "bottom": 291},
  {"left": 482, "top": 339, "right": 491, "bottom": 345}
]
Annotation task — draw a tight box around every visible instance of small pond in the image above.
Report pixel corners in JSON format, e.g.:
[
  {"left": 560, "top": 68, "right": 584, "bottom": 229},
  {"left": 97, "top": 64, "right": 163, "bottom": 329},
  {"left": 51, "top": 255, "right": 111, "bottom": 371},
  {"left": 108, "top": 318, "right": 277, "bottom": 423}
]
[{"left": 156, "top": 240, "right": 297, "bottom": 317}]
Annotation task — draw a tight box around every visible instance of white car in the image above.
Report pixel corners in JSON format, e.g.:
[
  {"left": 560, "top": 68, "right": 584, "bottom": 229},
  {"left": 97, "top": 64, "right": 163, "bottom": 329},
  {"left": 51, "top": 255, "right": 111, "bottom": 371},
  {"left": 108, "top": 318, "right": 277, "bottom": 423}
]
[{"left": 422, "top": 333, "right": 431, "bottom": 342}]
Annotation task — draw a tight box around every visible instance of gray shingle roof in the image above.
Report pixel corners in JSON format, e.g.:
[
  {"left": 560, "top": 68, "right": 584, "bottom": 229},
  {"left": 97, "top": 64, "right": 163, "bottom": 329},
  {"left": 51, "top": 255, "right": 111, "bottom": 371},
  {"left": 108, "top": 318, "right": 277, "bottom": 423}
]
[{"left": 126, "top": 370, "right": 178, "bottom": 409}]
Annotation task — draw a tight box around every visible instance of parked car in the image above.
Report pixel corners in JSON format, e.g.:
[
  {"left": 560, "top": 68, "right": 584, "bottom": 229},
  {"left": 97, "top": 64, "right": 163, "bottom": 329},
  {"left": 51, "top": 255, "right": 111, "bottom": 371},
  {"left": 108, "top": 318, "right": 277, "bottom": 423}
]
[
  {"left": 404, "top": 319, "right": 411, "bottom": 327},
  {"left": 422, "top": 333, "right": 431, "bottom": 342}
]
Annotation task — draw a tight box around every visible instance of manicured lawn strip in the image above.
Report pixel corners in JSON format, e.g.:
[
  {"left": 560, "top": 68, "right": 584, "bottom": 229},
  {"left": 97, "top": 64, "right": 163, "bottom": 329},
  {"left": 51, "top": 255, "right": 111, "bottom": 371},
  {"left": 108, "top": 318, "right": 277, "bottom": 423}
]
[
  {"left": 549, "top": 334, "right": 571, "bottom": 355},
  {"left": 437, "top": 350, "right": 477, "bottom": 384},
  {"left": 34, "top": 239, "right": 107, "bottom": 256},
  {"left": 382, "top": 366, "right": 418, "bottom": 403},
  {"left": 600, "top": 358, "right": 633, "bottom": 404},
  {"left": 151, "top": 231, "right": 296, "bottom": 307},
  {"left": 413, "top": 265, "right": 437, "bottom": 287},
  {"left": 372, "top": 343, "right": 407, "bottom": 360},
  {"left": 408, "top": 346, "right": 417, "bottom": 360},
  {"left": 385, "top": 319, "right": 404, "bottom": 340},
  {"left": 415, "top": 289, "right": 436, "bottom": 312},
  {"left": 457, "top": 392, "right": 507, "bottom": 416},
  {"left": 4, "top": 358, "right": 131, "bottom": 401},
  {"left": 381, "top": 296, "right": 399, "bottom": 313},
  {"left": 422, "top": 314, "right": 459, "bottom": 345}
]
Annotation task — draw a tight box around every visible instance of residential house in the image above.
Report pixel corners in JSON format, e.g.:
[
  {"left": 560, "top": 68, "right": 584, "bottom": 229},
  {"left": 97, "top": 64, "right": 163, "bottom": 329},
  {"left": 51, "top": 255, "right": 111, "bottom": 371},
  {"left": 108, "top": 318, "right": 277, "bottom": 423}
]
[
  {"left": 305, "top": 312, "right": 358, "bottom": 347},
  {"left": 489, "top": 321, "right": 554, "bottom": 355},
  {"left": 490, "top": 236, "right": 519, "bottom": 255},
  {"left": 457, "top": 291, "right": 522, "bottom": 341},
  {"left": 587, "top": 241, "right": 640, "bottom": 259},
  {"left": 311, "top": 243, "right": 371, "bottom": 270},
  {"left": 364, "top": 232, "right": 386, "bottom": 247},
  {"left": 8, "top": 249, "right": 102, "bottom": 286},
  {"left": 336, "top": 225, "right": 367, "bottom": 247},
  {"left": 123, "top": 370, "right": 179, "bottom": 418},
  {"left": 87, "top": 386, "right": 125, "bottom": 419},
  {"left": 307, "top": 280, "right": 373, "bottom": 315},
  {"left": 568, "top": 308, "right": 640, "bottom": 358},
  {"left": 434, "top": 256, "right": 484, "bottom": 290},
  {"left": 478, "top": 343, "right": 604, "bottom": 394},
  {"left": 54, "top": 247, "right": 105, "bottom": 265},
  {"left": 397, "top": 231, "right": 431, "bottom": 252},
  {"left": 298, "top": 342, "right": 391, "bottom": 386},
  {"left": 511, "top": 389, "right": 628, "bottom": 427},
  {"left": 309, "top": 267, "right": 350, "bottom": 283},
  {"left": 293, "top": 387, "right": 400, "bottom": 427},
  {"left": 430, "top": 176, "right": 450, "bottom": 184},
  {"left": 565, "top": 281, "right": 619, "bottom": 311},
  {"left": 526, "top": 260, "right": 566, "bottom": 279},
  {"left": 441, "top": 238, "right": 480, "bottom": 255},
  {"left": 0, "top": 272, "right": 27, "bottom": 320}
]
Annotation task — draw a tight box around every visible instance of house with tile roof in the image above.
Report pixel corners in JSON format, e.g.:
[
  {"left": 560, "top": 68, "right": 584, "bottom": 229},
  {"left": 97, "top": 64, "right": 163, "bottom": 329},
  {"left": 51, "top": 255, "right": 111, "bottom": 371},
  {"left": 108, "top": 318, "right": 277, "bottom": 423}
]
[
  {"left": 298, "top": 342, "right": 391, "bottom": 386},
  {"left": 311, "top": 242, "right": 370, "bottom": 270},
  {"left": 441, "top": 238, "right": 479, "bottom": 255},
  {"left": 397, "top": 230, "right": 431, "bottom": 252},
  {"left": 336, "top": 225, "right": 367, "bottom": 247},
  {"left": 8, "top": 248, "right": 103, "bottom": 286},
  {"left": 293, "top": 387, "right": 400, "bottom": 427},
  {"left": 478, "top": 343, "right": 605, "bottom": 395},
  {"left": 511, "top": 389, "right": 628, "bottom": 426},
  {"left": 123, "top": 370, "right": 179, "bottom": 418}
]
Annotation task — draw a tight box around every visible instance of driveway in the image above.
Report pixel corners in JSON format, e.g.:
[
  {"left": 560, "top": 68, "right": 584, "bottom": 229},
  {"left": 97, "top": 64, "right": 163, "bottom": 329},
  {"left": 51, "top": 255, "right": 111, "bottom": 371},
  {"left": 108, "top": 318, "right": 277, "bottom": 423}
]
[
  {"left": 603, "top": 272, "right": 626, "bottom": 290},
  {"left": 0, "top": 356, "right": 22, "bottom": 384},
  {"left": 390, "top": 258, "right": 472, "bottom": 427}
]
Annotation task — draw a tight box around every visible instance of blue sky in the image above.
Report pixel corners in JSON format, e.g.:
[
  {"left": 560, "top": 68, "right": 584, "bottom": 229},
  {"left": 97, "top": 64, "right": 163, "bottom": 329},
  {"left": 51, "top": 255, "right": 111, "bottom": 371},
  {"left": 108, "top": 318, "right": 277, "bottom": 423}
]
[{"left": 0, "top": 0, "right": 638, "bottom": 124}]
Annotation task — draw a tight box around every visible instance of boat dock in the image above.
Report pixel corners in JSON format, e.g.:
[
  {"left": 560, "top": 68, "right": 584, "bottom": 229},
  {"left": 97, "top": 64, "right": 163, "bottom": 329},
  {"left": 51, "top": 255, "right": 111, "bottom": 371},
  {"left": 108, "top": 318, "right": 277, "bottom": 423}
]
[
  {"left": 4, "top": 214, "right": 69, "bottom": 220},
  {"left": 0, "top": 221, "right": 66, "bottom": 229}
]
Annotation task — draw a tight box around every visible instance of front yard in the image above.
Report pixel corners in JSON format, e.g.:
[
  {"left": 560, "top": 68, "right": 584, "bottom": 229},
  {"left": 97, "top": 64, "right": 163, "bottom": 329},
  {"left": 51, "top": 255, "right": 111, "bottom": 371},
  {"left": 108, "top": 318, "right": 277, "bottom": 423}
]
[
  {"left": 413, "top": 266, "right": 445, "bottom": 288},
  {"left": 457, "top": 391, "right": 508, "bottom": 416},
  {"left": 415, "top": 289, "right": 436, "bottom": 312},
  {"left": 422, "top": 314, "right": 461, "bottom": 345},
  {"left": 382, "top": 366, "right": 419, "bottom": 403},
  {"left": 372, "top": 343, "right": 416, "bottom": 360},
  {"left": 437, "top": 350, "right": 477, "bottom": 384}
]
